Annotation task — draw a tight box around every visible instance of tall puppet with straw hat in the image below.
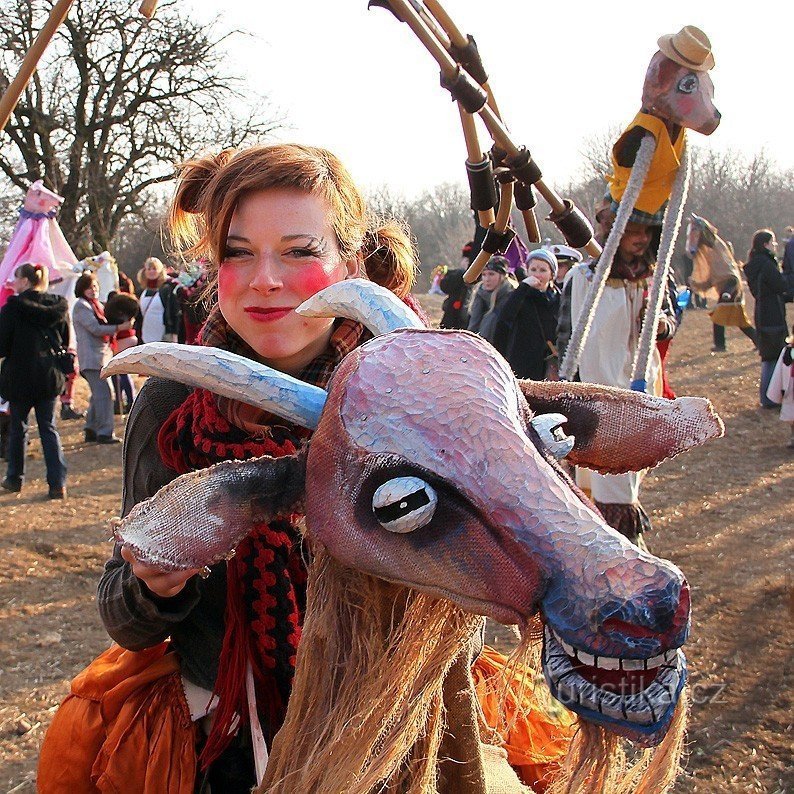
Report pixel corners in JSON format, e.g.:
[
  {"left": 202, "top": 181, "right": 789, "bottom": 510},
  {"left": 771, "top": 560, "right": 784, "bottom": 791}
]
[{"left": 557, "top": 26, "right": 719, "bottom": 547}]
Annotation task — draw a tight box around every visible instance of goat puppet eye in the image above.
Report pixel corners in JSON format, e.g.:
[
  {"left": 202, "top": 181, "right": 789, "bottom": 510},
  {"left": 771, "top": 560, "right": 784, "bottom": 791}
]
[
  {"left": 372, "top": 476, "right": 437, "bottom": 533},
  {"left": 530, "top": 413, "right": 575, "bottom": 460},
  {"left": 677, "top": 74, "right": 698, "bottom": 94}
]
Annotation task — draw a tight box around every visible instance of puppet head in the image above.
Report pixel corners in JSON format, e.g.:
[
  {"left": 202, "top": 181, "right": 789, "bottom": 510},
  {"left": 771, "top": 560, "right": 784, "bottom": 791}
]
[
  {"left": 642, "top": 27, "right": 720, "bottom": 135},
  {"left": 22, "top": 180, "right": 64, "bottom": 216}
]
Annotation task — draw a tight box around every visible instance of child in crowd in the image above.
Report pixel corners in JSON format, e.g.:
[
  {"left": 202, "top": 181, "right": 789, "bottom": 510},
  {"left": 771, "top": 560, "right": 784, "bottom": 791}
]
[{"left": 104, "top": 291, "right": 140, "bottom": 413}]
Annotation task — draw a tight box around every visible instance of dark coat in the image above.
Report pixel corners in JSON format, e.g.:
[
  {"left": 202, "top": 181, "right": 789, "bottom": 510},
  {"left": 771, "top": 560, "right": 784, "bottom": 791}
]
[
  {"left": 744, "top": 250, "right": 790, "bottom": 360},
  {"left": 439, "top": 269, "right": 471, "bottom": 330},
  {"left": 492, "top": 283, "right": 560, "bottom": 380},
  {"left": 782, "top": 236, "right": 794, "bottom": 295},
  {"left": 0, "top": 290, "right": 69, "bottom": 402}
]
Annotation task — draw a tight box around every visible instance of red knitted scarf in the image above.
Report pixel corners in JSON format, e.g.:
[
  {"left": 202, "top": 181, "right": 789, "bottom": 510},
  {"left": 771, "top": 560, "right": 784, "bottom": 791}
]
[
  {"left": 155, "top": 293, "right": 429, "bottom": 769},
  {"left": 158, "top": 387, "right": 308, "bottom": 768}
]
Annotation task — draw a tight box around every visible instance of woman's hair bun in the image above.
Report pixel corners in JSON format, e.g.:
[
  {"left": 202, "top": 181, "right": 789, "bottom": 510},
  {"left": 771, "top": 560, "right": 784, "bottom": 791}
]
[
  {"left": 176, "top": 149, "right": 236, "bottom": 214},
  {"left": 362, "top": 219, "right": 418, "bottom": 298}
]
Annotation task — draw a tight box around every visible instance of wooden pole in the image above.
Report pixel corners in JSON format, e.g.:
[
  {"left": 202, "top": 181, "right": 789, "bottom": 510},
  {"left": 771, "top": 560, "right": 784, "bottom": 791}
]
[
  {"left": 0, "top": 0, "right": 76, "bottom": 134},
  {"left": 521, "top": 209, "right": 541, "bottom": 243},
  {"left": 421, "top": 0, "right": 501, "bottom": 117},
  {"left": 139, "top": 0, "right": 160, "bottom": 19},
  {"left": 459, "top": 107, "right": 495, "bottom": 228},
  {"left": 463, "top": 180, "right": 514, "bottom": 284}
]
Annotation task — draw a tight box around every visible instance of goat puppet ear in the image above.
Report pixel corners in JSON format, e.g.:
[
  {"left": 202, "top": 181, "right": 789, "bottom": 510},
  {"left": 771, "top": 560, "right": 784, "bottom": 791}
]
[
  {"left": 114, "top": 451, "right": 307, "bottom": 570},
  {"left": 518, "top": 380, "right": 723, "bottom": 474}
]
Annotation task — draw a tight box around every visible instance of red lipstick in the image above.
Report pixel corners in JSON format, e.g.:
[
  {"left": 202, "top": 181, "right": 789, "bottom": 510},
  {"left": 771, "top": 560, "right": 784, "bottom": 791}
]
[{"left": 243, "top": 306, "right": 293, "bottom": 322}]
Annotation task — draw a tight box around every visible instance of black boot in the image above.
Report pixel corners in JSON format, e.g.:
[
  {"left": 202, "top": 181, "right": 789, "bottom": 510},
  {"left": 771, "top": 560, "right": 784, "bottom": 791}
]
[{"left": 61, "top": 404, "right": 85, "bottom": 420}]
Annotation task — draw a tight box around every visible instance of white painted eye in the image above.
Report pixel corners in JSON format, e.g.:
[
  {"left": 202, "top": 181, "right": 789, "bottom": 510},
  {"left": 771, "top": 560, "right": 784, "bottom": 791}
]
[
  {"left": 530, "top": 413, "right": 575, "bottom": 459},
  {"left": 372, "top": 476, "right": 437, "bottom": 533},
  {"left": 677, "top": 74, "right": 698, "bottom": 94}
]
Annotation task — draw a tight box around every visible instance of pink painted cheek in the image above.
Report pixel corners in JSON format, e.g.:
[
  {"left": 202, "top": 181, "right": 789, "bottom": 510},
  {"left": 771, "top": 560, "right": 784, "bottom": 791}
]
[
  {"left": 217, "top": 263, "right": 245, "bottom": 300},
  {"left": 287, "top": 262, "right": 339, "bottom": 300}
]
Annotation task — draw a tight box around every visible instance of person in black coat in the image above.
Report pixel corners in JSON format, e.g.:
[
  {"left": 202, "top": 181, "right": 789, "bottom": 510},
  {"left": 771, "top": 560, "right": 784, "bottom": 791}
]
[
  {"left": 743, "top": 229, "right": 792, "bottom": 407},
  {"left": 439, "top": 268, "right": 471, "bottom": 329},
  {"left": 0, "top": 263, "right": 69, "bottom": 498},
  {"left": 492, "top": 249, "right": 561, "bottom": 380}
]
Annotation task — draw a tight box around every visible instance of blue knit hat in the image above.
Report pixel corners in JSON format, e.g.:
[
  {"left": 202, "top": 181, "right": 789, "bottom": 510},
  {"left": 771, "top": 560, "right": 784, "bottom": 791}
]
[{"left": 526, "top": 248, "right": 559, "bottom": 280}]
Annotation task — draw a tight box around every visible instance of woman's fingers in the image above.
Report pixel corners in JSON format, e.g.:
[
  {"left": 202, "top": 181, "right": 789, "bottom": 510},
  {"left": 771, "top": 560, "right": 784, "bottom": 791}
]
[{"left": 120, "top": 544, "right": 201, "bottom": 598}]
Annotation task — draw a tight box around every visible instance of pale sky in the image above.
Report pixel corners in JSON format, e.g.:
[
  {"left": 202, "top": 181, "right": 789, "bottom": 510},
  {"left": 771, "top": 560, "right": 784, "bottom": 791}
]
[{"left": 186, "top": 0, "right": 793, "bottom": 197}]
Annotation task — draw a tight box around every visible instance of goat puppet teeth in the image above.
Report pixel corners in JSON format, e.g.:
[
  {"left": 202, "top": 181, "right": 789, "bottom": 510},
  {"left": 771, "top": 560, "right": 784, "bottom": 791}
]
[{"left": 542, "top": 626, "right": 685, "bottom": 742}]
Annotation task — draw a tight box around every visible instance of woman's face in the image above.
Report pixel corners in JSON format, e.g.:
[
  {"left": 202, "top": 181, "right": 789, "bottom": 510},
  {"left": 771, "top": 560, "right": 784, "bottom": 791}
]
[
  {"left": 218, "top": 188, "right": 357, "bottom": 374},
  {"left": 12, "top": 274, "right": 31, "bottom": 294},
  {"left": 83, "top": 281, "right": 97, "bottom": 301},
  {"left": 765, "top": 235, "right": 777, "bottom": 252},
  {"left": 145, "top": 261, "right": 161, "bottom": 279},
  {"left": 527, "top": 259, "right": 553, "bottom": 289},
  {"left": 481, "top": 270, "right": 503, "bottom": 292}
]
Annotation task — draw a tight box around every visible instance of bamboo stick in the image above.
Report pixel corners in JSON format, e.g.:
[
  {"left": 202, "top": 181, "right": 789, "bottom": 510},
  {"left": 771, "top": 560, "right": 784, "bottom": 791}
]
[
  {"left": 463, "top": 181, "right": 514, "bottom": 284},
  {"left": 138, "top": 0, "right": 160, "bottom": 19},
  {"left": 0, "top": 0, "right": 76, "bottom": 134}
]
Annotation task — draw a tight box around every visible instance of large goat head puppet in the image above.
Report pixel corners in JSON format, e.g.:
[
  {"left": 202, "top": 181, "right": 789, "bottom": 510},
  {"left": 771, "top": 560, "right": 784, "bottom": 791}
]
[{"left": 105, "top": 280, "right": 723, "bottom": 792}]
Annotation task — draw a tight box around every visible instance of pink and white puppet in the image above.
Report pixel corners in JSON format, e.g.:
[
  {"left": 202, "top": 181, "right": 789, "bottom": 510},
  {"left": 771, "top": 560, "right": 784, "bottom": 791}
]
[{"left": 0, "top": 180, "right": 79, "bottom": 307}]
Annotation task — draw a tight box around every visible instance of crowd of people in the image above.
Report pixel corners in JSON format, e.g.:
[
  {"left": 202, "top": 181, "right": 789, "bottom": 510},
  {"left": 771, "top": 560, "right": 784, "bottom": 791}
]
[
  {"left": 436, "top": 213, "right": 794, "bottom": 530},
  {"left": 0, "top": 256, "right": 209, "bottom": 497}
]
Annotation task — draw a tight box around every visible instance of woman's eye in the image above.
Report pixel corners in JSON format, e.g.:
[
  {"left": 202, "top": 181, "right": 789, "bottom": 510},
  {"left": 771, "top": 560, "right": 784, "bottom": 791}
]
[
  {"left": 286, "top": 247, "right": 321, "bottom": 259},
  {"left": 222, "top": 248, "right": 251, "bottom": 261},
  {"left": 372, "top": 476, "right": 438, "bottom": 533}
]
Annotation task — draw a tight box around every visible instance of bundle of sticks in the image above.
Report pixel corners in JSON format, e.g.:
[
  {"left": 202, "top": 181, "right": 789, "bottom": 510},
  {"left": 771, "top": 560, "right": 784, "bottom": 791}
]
[{"left": 370, "top": 0, "right": 602, "bottom": 284}]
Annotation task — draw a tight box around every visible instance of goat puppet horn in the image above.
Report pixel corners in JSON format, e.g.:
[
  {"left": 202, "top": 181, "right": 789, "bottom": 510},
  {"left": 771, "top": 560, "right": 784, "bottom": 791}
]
[
  {"left": 102, "top": 342, "right": 327, "bottom": 429},
  {"left": 296, "top": 278, "right": 425, "bottom": 336}
]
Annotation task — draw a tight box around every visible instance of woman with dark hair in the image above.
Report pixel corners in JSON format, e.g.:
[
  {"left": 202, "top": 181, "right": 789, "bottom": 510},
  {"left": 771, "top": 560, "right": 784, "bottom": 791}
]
[
  {"left": 0, "top": 263, "right": 69, "bottom": 498},
  {"left": 72, "top": 272, "right": 132, "bottom": 443},
  {"left": 744, "top": 229, "right": 791, "bottom": 407}
]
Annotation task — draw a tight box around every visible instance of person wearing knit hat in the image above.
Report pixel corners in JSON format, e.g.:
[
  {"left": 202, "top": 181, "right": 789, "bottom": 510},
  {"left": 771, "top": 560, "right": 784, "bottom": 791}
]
[
  {"left": 467, "top": 255, "right": 515, "bottom": 343},
  {"left": 526, "top": 248, "right": 558, "bottom": 281},
  {"left": 491, "top": 248, "right": 561, "bottom": 381}
]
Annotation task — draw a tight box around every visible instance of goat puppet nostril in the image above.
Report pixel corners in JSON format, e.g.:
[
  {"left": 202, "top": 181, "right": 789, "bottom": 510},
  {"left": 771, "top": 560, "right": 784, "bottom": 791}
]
[{"left": 601, "top": 617, "right": 658, "bottom": 640}]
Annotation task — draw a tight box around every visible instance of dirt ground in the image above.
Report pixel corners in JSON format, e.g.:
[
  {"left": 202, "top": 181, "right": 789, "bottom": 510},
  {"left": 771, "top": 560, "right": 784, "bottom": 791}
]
[{"left": 0, "top": 304, "right": 791, "bottom": 792}]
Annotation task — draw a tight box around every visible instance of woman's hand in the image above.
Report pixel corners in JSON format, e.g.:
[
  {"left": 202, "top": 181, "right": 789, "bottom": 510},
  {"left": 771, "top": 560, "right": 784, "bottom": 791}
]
[
  {"left": 121, "top": 545, "right": 200, "bottom": 598},
  {"left": 117, "top": 320, "right": 133, "bottom": 332}
]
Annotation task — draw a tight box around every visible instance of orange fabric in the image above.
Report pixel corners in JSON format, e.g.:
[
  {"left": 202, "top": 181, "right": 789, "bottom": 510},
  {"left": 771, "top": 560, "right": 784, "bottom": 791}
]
[
  {"left": 473, "top": 645, "right": 576, "bottom": 793},
  {"left": 607, "top": 112, "right": 686, "bottom": 215},
  {"left": 38, "top": 644, "right": 197, "bottom": 793}
]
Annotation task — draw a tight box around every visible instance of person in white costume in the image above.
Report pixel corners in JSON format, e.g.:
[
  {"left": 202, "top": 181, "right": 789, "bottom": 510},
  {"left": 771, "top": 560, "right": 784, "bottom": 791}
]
[{"left": 557, "top": 210, "right": 678, "bottom": 546}]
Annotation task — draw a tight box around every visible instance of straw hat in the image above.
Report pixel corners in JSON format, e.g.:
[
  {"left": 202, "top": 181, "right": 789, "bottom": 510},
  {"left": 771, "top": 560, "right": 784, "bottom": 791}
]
[{"left": 657, "top": 26, "right": 715, "bottom": 72}]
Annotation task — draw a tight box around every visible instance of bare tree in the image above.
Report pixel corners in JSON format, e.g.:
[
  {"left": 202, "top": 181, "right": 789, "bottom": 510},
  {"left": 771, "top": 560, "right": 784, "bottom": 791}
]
[{"left": 0, "top": 0, "right": 281, "bottom": 256}]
